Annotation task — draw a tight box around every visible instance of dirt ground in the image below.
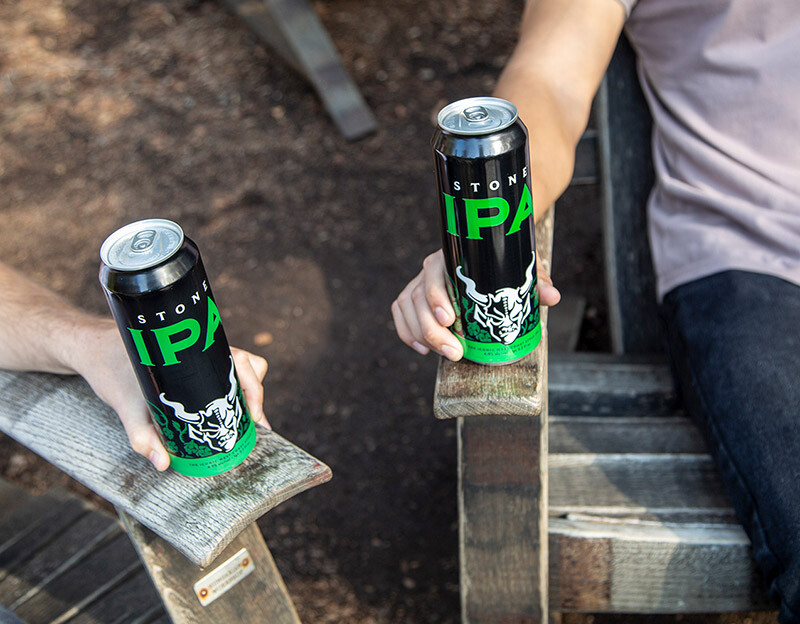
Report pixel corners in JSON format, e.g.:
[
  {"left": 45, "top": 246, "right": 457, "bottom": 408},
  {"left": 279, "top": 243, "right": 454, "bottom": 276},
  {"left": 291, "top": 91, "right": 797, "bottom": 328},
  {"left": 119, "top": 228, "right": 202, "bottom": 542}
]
[{"left": 0, "top": 0, "right": 777, "bottom": 623}]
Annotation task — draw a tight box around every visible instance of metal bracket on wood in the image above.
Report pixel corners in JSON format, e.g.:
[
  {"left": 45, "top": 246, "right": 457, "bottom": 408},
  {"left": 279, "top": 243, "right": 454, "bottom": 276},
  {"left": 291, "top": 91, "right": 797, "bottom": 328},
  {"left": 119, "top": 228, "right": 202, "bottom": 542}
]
[{"left": 222, "top": 0, "right": 377, "bottom": 141}]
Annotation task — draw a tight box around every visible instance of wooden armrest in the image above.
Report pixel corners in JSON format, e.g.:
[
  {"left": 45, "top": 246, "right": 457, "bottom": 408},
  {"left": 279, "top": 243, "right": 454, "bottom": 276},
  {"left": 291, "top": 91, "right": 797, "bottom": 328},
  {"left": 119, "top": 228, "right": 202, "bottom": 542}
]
[
  {"left": 433, "top": 206, "right": 554, "bottom": 419},
  {"left": 0, "top": 371, "right": 331, "bottom": 568}
]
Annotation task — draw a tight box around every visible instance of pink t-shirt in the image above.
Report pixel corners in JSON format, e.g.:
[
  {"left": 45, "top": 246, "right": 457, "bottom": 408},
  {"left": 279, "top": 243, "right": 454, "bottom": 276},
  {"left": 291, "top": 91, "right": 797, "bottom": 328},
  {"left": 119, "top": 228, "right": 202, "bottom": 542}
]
[{"left": 616, "top": 0, "right": 800, "bottom": 299}]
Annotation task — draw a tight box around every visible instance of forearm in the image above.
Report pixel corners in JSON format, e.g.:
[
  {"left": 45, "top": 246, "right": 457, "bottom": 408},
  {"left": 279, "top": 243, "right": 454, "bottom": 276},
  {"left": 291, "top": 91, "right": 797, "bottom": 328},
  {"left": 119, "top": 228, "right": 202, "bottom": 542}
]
[
  {"left": 493, "top": 0, "right": 626, "bottom": 221},
  {"left": 494, "top": 63, "right": 584, "bottom": 221},
  {"left": 0, "top": 262, "right": 111, "bottom": 375}
]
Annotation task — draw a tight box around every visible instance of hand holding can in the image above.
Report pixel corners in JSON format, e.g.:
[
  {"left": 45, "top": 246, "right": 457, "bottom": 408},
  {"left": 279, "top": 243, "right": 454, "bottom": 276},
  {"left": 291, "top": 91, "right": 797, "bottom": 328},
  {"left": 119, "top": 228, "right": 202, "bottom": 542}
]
[
  {"left": 431, "top": 97, "right": 542, "bottom": 365},
  {"left": 99, "top": 219, "right": 257, "bottom": 477}
]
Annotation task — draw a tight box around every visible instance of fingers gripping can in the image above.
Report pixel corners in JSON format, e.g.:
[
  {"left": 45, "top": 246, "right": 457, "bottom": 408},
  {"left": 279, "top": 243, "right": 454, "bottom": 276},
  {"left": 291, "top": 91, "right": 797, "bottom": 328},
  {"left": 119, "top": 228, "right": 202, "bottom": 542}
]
[
  {"left": 99, "top": 219, "right": 256, "bottom": 477},
  {"left": 432, "top": 97, "right": 541, "bottom": 365}
]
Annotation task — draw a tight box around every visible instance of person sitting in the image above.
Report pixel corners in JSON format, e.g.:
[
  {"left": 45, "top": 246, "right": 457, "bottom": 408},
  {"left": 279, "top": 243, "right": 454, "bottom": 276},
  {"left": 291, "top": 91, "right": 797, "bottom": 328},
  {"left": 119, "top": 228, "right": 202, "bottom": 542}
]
[{"left": 392, "top": 0, "right": 800, "bottom": 620}]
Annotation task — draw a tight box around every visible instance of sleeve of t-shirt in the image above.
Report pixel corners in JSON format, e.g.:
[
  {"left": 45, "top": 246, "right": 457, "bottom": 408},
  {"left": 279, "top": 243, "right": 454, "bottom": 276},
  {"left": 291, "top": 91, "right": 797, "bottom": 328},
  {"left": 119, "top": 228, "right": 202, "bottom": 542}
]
[{"left": 615, "top": 0, "right": 637, "bottom": 17}]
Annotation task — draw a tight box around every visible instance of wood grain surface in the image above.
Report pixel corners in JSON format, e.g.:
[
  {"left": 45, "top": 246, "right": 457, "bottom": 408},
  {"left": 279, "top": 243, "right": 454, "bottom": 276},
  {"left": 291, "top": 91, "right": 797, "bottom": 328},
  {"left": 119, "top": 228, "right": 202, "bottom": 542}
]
[
  {"left": 549, "top": 453, "right": 731, "bottom": 512},
  {"left": 444, "top": 208, "right": 554, "bottom": 623},
  {"left": 459, "top": 414, "right": 548, "bottom": 623},
  {"left": 549, "top": 515, "right": 771, "bottom": 613},
  {"left": 122, "top": 513, "right": 300, "bottom": 624},
  {"left": 549, "top": 415, "right": 709, "bottom": 455},
  {"left": 14, "top": 531, "right": 144, "bottom": 622},
  {"left": 548, "top": 392, "right": 773, "bottom": 613},
  {"left": 0, "top": 370, "right": 332, "bottom": 567},
  {"left": 0, "top": 511, "right": 119, "bottom": 606},
  {"left": 549, "top": 354, "right": 677, "bottom": 417}
]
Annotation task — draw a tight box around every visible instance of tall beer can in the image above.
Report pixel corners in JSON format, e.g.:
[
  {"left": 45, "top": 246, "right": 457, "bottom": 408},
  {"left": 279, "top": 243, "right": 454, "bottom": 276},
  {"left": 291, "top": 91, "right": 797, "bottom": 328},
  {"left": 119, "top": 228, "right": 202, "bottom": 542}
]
[
  {"left": 99, "top": 219, "right": 256, "bottom": 477},
  {"left": 432, "top": 97, "right": 541, "bottom": 365}
]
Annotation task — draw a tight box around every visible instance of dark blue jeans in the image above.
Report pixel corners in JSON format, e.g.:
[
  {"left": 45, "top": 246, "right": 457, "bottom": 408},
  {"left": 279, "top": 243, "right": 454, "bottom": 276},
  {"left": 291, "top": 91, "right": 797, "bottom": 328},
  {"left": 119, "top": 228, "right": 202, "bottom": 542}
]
[
  {"left": 661, "top": 270, "right": 800, "bottom": 622},
  {"left": 0, "top": 607, "right": 25, "bottom": 624}
]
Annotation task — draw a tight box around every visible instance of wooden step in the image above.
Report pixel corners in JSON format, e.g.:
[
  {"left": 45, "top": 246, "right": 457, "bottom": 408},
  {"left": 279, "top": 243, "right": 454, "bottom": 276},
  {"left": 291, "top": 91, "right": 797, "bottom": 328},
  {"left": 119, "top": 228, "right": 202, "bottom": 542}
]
[
  {"left": 550, "top": 415, "right": 708, "bottom": 454},
  {"left": 550, "top": 353, "right": 677, "bottom": 417},
  {"left": 549, "top": 513, "right": 770, "bottom": 613},
  {"left": 548, "top": 413, "right": 775, "bottom": 613}
]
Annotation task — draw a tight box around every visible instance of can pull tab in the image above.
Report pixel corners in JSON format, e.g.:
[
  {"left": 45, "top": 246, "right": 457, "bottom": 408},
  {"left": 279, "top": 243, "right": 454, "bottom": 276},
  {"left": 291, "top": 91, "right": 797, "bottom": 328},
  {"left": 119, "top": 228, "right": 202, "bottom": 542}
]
[
  {"left": 130, "top": 229, "right": 157, "bottom": 253},
  {"left": 463, "top": 106, "right": 489, "bottom": 122}
]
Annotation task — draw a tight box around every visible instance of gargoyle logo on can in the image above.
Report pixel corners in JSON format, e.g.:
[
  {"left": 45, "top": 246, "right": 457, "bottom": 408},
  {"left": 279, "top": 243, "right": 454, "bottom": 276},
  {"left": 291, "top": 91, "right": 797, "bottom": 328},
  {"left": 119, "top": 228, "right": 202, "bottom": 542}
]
[
  {"left": 456, "top": 252, "right": 536, "bottom": 346},
  {"left": 159, "top": 357, "right": 244, "bottom": 454}
]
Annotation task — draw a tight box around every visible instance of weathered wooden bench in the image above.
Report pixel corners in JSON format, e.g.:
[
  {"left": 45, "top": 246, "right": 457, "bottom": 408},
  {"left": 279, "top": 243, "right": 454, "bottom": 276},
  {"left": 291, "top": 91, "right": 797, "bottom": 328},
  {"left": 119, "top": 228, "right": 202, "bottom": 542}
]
[
  {"left": 433, "top": 35, "right": 776, "bottom": 622},
  {"left": 0, "top": 369, "right": 331, "bottom": 623}
]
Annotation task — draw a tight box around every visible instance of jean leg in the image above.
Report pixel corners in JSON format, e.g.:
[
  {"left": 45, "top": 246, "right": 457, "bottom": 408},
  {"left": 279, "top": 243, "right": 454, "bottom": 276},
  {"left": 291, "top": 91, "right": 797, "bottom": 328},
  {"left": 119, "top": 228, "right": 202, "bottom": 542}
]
[
  {"left": 661, "top": 270, "right": 800, "bottom": 622},
  {"left": 0, "top": 608, "right": 26, "bottom": 624}
]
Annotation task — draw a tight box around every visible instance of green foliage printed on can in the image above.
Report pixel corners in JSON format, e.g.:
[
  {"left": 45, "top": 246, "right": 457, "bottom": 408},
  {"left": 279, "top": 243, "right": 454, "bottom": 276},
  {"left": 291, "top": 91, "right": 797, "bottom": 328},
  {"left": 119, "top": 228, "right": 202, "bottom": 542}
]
[{"left": 147, "top": 385, "right": 255, "bottom": 477}]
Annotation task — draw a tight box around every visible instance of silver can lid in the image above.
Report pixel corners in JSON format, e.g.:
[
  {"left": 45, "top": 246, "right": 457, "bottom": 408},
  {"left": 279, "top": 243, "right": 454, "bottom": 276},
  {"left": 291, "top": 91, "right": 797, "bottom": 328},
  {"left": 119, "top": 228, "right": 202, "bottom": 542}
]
[
  {"left": 437, "top": 96, "right": 518, "bottom": 135},
  {"left": 100, "top": 219, "right": 185, "bottom": 271}
]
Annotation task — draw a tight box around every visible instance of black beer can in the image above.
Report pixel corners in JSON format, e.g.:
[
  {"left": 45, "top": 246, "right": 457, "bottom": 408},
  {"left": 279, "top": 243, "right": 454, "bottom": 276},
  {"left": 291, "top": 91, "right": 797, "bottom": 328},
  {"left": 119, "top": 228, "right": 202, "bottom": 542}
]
[
  {"left": 99, "top": 219, "right": 256, "bottom": 477},
  {"left": 432, "top": 97, "right": 541, "bottom": 365}
]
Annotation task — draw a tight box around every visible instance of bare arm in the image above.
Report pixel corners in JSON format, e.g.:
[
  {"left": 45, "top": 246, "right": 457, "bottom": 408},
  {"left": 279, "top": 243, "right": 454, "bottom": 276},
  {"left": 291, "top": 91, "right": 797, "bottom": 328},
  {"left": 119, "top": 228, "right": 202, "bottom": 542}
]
[
  {"left": 392, "top": 0, "right": 626, "bottom": 359},
  {"left": 0, "top": 261, "right": 269, "bottom": 470},
  {"left": 496, "top": 0, "right": 626, "bottom": 220},
  {"left": 0, "top": 262, "right": 97, "bottom": 374}
]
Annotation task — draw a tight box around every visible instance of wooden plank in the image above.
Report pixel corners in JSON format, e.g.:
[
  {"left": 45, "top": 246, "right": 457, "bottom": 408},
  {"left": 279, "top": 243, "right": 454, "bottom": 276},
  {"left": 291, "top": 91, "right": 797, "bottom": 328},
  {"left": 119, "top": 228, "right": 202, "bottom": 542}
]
[
  {"left": 549, "top": 416, "right": 708, "bottom": 454},
  {"left": 122, "top": 513, "right": 300, "bottom": 624},
  {"left": 549, "top": 353, "right": 677, "bottom": 417},
  {"left": 0, "top": 370, "right": 332, "bottom": 567},
  {"left": 0, "top": 480, "right": 37, "bottom": 530},
  {"left": 549, "top": 515, "right": 773, "bottom": 613},
  {"left": 0, "top": 510, "right": 120, "bottom": 607},
  {"left": 14, "top": 531, "right": 144, "bottom": 623},
  {"left": 549, "top": 453, "right": 732, "bottom": 513},
  {"left": 0, "top": 497, "right": 89, "bottom": 583},
  {"left": 552, "top": 509, "right": 741, "bottom": 527},
  {"left": 434, "top": 206, "right": 554, "bottom": 420},
  {"left": 547, "top": 295, "right": 585, "bottom": 354},
  {"left": 222, "top": 0, "right": 377, "bottom": 141},
  {"left": 549, "top": 522, "right": 612, "bottom": 612},
  {"left": 598, "top": 34, "right": 660, "bottom": 355},
  {"left": 435, "top": 351, "right": 545, "bottom": 419},
  {"left": 571, "top": 131, "right": 598, "bottom": 186},
  {"left": 0, "top": 488, "right": 72, "bottom": 556},
  {"left": 443, "top": 208, "right": 553, "bottom": 622},
  {"left": 60, "top": 570, "right": 164, "bottom": 624},
  {"left": 459, "top": 414, "right": 547, "bottom": 623}
]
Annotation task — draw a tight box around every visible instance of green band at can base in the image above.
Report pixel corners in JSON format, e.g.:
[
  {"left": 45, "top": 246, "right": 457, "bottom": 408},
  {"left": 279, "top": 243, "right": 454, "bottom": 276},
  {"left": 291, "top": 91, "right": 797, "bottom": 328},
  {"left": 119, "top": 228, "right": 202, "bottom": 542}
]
[
  {"left": 456, "top": 321, "right": 541, "bottom": 365},
  {"left": 169, "top": 418, "right": 257, "bottom": 477}
]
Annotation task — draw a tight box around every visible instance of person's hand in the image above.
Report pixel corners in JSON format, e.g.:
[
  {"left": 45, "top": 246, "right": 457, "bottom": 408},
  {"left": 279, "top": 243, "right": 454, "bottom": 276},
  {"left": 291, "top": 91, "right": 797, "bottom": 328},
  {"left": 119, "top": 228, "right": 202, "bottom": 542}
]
[
  {"left": 391, "top": 249, "right": 560, "bottom": 361},
  {"left": 230, "top": 346, "right": 270, "bottom": 430},
  {"left": 68, "top": 319, "right": 269, "bottom": 471}
]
